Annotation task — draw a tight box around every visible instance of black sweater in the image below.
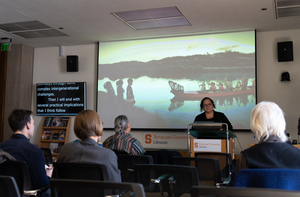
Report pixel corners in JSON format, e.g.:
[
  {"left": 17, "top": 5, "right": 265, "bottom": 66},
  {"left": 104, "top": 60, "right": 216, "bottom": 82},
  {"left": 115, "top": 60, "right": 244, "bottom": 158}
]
[{"left": 194, "top": 111, "right": 233, "bottom": 131}]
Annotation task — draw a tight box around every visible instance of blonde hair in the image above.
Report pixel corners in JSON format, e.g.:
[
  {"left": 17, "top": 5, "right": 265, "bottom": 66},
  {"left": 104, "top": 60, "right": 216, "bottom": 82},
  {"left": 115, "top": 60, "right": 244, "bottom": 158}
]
[
  {"left": 250, "top": 101, "right": 287, "bottom": 142},
  {"left": 74, "top": 110, "right": 103, "bottom": 140}
]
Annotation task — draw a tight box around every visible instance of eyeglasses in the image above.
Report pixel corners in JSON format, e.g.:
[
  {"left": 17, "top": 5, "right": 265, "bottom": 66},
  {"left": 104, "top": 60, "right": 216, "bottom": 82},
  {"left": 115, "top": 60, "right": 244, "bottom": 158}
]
[{"left": 203, "top": 104, "right": 212, "bottom": 108}]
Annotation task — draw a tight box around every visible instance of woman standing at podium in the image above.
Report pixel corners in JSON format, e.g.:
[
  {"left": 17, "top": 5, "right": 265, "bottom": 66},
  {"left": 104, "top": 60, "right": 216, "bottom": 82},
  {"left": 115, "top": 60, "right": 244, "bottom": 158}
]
[{"left": 194, "top": 97, "right": 233, "bottom": 131}]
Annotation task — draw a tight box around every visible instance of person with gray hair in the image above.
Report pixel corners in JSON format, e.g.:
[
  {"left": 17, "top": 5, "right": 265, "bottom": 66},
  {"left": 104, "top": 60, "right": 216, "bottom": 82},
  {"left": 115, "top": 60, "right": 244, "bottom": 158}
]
[
  {"left": 103, "top": 115, "right": 145, "bottom": 155},
  {"left": 236, "top": 101, "right": 300, "bottom": 173}
]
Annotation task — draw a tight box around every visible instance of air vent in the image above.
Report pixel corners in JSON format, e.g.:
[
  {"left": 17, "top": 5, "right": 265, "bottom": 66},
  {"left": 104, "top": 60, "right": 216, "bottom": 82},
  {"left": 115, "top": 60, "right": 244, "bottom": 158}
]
[
  {"left": 0, "top": 21, "right": 68, "bottom": 39},
  {"left": 275, "top": 0, "right": 300, "bottom": 19},
  {"left": 112, "top": 6, "right": 191, "bottom": 30}
]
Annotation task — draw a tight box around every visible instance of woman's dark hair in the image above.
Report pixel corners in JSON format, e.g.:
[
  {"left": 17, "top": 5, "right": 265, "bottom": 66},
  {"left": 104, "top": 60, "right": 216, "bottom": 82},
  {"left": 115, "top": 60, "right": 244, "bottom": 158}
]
[{"left": 200, "top": 97, "right": 216, "bottom": 111}]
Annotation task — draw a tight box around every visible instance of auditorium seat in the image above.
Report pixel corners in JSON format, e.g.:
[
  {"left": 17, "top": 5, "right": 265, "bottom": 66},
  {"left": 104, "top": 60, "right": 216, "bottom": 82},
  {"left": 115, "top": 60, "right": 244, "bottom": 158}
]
[
  {"left": 195, "top": 152, "right": 232, "bottom": 181},
  {"left": 172, "top": 156, "right": 228, "bottom": 186},
  {"left": 0, "top": 160, "right": 49, "bottom": 197},
  {"left": 134, "top": 164, "right": 199, "bottom": 197},
  {"left": 116, "top": 154, "right": 153, "bottom": 182},
  {"left": 144, "top": 150, "right": 182, "bottom": 164},
  {"left": 232, "top": 169, "right": 300, "bottom": 190},
  {"left": 52, "top": 162, "right": 110, "bottom": 181},
  {"left": 50, "top": 179, "right": 146, "bottom": 197},
  {"left": 191, "top": 186, "right": 300, "bottom": 197},
  {"left": 0, "top": 175, "right": 21, "bottom": 197}
]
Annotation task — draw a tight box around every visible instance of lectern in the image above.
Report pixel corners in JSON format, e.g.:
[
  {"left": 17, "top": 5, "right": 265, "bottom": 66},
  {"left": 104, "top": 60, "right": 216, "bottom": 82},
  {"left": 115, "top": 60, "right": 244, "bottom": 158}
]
[{"left": 187, "top": 122, "right": 235, "bottom": 157}]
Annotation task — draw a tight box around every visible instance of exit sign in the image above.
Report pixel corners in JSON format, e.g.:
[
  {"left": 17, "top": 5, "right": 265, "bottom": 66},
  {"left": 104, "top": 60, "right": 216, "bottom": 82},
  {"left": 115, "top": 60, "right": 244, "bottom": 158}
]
[{"left": 1, "top": 43, "right": 10, "bottom": 51}]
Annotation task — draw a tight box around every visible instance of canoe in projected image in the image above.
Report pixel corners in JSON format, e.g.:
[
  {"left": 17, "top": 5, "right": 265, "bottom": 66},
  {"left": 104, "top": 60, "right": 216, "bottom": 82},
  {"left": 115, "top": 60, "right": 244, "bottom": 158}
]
[
  {"left": 168, "top": 80, "right": 255, "bottom": 100},
  {"left": 170, "top": 88, "right": 255, "bottom": 98}
]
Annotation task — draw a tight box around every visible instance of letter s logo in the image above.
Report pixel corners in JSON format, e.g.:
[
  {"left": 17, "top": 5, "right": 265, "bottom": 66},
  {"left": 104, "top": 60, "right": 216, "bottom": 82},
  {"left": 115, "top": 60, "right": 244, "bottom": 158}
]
[
  {"left": 194, "top": 142, "right": 198, "bottom": 148},
  {"left": 145, "top": 134, "right": 152, "bottom": 144}
]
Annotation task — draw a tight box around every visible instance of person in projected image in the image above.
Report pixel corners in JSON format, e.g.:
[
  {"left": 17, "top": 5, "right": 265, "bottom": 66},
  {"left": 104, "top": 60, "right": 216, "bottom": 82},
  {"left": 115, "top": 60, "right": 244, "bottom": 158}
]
[
  {"left": 225, "top": 81, "right": 234, "bottom": 92},
  {"left": 103, "top": 115, "right": 145, "bottom": 155},
  {"left": 235, "top": 101, "right": 300, "bottom": 174},
  {"left": 126, "top": 78, "right": 135, "bottom": 105},
  {"left": 116, "top": 79, "right": 124, "bottom": 101},
  {"left": 209, "top": 82, "right": 217, "bottom": 92},
  {"left": 198, "top": 81, "right": 207, "bottom": 92},
  {"left": 194, "top": 97, "right": 233, "bottom": 131},
  {"left": 241, "top": 75, "right": 249, "bottom": 90},
  {"left": 104, "top": 81, "right": 115, "bottom": 98}
]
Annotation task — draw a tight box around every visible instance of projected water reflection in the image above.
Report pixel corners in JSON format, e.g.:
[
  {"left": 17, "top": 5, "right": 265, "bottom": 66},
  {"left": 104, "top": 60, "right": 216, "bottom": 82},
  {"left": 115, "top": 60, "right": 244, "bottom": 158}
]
[{"left": 98, "top": 76, "right": 256, "bottom": 130}]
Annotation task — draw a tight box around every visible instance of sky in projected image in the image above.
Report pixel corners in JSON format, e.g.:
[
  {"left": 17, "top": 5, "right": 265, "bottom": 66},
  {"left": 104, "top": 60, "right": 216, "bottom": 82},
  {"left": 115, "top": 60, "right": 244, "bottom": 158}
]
[{"left": 98, "top": 31, "right": 256, "bottom": 130}]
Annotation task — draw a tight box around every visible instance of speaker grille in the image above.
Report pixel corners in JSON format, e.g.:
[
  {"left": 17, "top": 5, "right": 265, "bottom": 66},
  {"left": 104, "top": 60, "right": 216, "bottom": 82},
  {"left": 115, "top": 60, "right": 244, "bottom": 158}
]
[
  {"left": 67, "top": 56, "right": 78, "bottom": 72},
  {"left": 277, "top": 41, "right": 293, "bottom": 62}
]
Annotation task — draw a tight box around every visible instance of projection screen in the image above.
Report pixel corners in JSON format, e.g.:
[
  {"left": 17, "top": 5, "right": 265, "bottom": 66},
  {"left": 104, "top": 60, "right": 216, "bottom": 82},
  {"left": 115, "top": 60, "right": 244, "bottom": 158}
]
[{"left": 97, "top": 30, "right": 256, "bottom": 131}]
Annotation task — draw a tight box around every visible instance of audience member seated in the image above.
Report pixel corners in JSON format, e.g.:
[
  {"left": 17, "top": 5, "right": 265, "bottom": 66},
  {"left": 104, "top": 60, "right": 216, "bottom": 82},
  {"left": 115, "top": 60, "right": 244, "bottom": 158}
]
[
  {"left": 236, "top": 101, "right": 300, "bottom": 173},
  {"left": 56, "top": 110, "right": 121, "bottom": 182},
  {"left": 103, "top": 115, "right": 145, "bottom": 155},
  {"left": 0, "top": 109, "right": 52, "bottom": 197}
]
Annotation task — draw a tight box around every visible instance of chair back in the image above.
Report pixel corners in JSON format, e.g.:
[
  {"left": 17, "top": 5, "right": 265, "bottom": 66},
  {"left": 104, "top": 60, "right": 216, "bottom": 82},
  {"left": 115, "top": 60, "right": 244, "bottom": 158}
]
[
  {"left": 134, "top": 164, "right": 199, "bottom": 196},
  {"left": 195, "top": 152, "right": 232, "bottom": 181},
  {"left": 0, "top": 175, "right": 21, "bottom": 197},
  {"left": 191, "top": 186, "right": 300, "bottom": 197},
  {"left": 232, "top": 169, "right": 300, "bottom": 190},
  {"left": 116, "top": 154, "right": 153, "bottom": 182},
  {"left": 53, "top": 162, "right": 109, "bottom": 181},
  {"left": 172, "top": 156, "right": 221, "bottom": 186},
  {"left": 113, "top": 150, "right": 129, "bottom": 155},
  {"left": 41, "top": 148, "right": 53, "bottom": 165},
  {"left": 50, "top": 179, "right": 146, "bottom": 197},
  {"left": 144, "top": 150, "right": 182, "bottom": 164},
  {"left": 0, "top": 160, "right": 32, "bottom": 196}
]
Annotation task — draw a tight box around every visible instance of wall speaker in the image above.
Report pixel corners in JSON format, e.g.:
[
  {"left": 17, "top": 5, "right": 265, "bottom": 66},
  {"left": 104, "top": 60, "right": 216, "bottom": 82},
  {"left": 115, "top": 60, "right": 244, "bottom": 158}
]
[
  {"left": 277, "top": 41, "right": 293, "bottom": 62},
  {"left": 59, "top": 46, "right": 64, "bottom": 57},
  {"left": 67, "top": 55, "right": 78, "bottom": 72}
]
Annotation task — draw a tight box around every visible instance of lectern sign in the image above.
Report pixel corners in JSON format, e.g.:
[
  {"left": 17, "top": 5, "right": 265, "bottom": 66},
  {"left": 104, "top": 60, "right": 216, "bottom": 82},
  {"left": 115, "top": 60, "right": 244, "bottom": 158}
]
[{"left": 193, "top": 139, "right": 221, "bottom": 152}]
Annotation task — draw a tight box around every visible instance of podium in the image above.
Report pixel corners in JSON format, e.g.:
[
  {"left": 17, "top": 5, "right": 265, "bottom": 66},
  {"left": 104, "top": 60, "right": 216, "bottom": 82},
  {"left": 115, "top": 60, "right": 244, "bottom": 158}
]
[{"left": 187, "top": 122, "right": 236, "bottom": 158}]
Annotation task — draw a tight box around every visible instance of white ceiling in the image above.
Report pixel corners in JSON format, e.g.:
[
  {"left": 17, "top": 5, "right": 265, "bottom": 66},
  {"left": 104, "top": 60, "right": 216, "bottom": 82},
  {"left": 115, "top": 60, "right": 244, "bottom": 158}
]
[{"left": 0, "top": 0, "right": 300, "bottom": 48}]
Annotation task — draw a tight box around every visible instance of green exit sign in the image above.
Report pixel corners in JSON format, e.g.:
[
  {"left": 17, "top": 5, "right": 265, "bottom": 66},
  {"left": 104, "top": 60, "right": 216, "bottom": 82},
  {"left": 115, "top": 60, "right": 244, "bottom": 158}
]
[{"left": 1, "top": 43, "right": 10, "bottom": 51}]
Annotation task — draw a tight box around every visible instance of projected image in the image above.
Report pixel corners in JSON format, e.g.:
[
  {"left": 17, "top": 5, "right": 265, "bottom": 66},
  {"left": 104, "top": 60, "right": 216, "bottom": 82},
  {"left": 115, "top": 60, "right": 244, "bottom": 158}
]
[{"left": 98, "top": 31, "right": 256, "bottom": 130}]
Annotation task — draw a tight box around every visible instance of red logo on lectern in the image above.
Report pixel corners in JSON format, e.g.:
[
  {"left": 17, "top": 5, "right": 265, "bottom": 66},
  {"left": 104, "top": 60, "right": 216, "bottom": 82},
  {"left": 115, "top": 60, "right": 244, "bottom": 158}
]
[{"left": 145, "top": 134, "right": 152, "bottom": 144}]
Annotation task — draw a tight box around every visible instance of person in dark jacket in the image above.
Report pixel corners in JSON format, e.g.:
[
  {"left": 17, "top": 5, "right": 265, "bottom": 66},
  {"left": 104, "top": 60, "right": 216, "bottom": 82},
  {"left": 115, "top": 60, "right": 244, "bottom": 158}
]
[
  {"left": 194, "top": 97, "right": 233, "bottom": 131},
  {"left": 0, "top": 109, "right": 52, "bottom": 197},
  {"left": 236, "top": 101, "right": 300, "bottom": 173}
]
